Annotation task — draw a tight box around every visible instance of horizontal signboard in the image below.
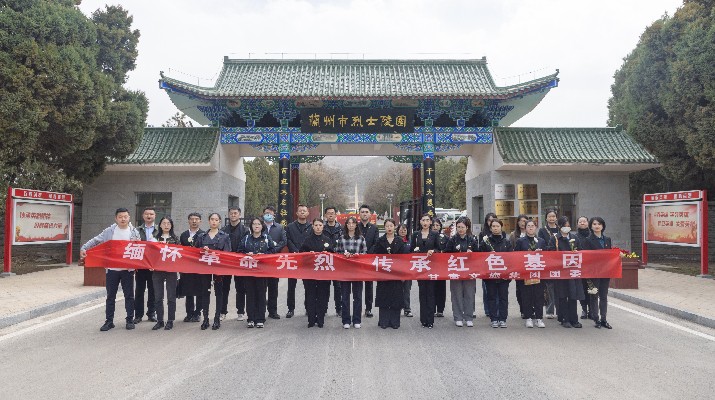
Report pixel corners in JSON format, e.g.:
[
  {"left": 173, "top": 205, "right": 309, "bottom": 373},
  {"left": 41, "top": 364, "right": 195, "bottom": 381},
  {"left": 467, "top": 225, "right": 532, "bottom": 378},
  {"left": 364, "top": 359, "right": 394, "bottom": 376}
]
[{"left": 300, "top": 108, "right": 415, "bottom": 133}]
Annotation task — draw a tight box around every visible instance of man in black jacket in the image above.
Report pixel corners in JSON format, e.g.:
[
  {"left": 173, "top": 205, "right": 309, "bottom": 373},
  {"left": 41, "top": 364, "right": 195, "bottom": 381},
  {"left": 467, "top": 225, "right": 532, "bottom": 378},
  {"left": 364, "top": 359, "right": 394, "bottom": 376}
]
[
  {"left": 285, "top": 204, "right": 312, "bottom": 318},
  {"left": 179, "top": 212, "right": 204, "bottom": 322},
  {"left": 263, "top": 206, "right": 287, "bottom": 319},
  {"left": 134, "top": 207, "right": 157, "bottom": 324},
  {"left": 220, "top": 207, "right": 248, "bottom": 321},
  {"left": 323, "top": 206, "right": 343, "bottom": 316},
  {"left": 359, "top": 204, "right": 379, "bottom": 317}
]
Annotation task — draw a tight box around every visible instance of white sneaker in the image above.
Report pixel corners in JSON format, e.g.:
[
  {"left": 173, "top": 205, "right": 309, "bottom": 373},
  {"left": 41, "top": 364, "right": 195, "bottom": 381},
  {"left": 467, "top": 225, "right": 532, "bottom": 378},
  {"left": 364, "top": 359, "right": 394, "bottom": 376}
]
[
  {"left": 466, "top": 321, "right": 474, "bottom": 327},
  {"left": 343, "top": 324, "right": 350, "bottom": 329},
  {"left": 354, "top": 323, "right": 361, "bottom": 329},
  {"left": 491, "top": 321, "right": 499, "bottom": 328},
  {"left": 536, "top": 319, "right": 546, "bottom": 328},
  {"left": 525, "top": 318, "right": 534, "bottom": 328},
  {"left": 247, "top": 321, "right": 254, "bottom": 328},
  {"left": 546, "top": 314, "right": 555, "bottom": 319},
  {"left": 256, "top": 322, "right": 264, "bottom": 328},
  {"left": 237, "top": 314, "right": 245, "bottom": 321},
  {"left": 455, "top": 321, "right": 463, "bottom": 327},
  {"left": 499, "top": 321, "right": 507, "bottom": 328},
  {"left": 220, "top": 313, "right": 226, "bottom": 321}
]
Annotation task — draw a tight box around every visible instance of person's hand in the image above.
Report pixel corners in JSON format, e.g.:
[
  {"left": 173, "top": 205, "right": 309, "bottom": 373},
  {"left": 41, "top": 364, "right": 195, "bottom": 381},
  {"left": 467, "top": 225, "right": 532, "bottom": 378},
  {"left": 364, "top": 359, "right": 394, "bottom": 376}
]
[
  {"left": 427, "top": 249, "right": 434, "bottom": 256},
  {"left": 247, "top": 252, "right": 254, "bottom": 256},
  {"left": 203, "top": 246, "right": 209, "bottom": 251},
  {"left": 466, "top": 249, "right": 472, "bottom": 253},
  {"left": 79, "top": 249, "right": 87, "bottom": 258}
]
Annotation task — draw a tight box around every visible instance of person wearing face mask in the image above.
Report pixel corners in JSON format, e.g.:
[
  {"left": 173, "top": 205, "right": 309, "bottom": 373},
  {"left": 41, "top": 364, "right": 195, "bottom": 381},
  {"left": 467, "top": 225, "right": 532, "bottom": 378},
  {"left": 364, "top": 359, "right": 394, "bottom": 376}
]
[
  {"left": 576, "top": 216, "right": 592, "bottom": 320},
  {"left": 300, "top": 218, "right": 335, "bottom": 328},
  {"left": 538, "top": 209, "right": 560, "bottom": 319},
  {"left": 514, "top": 220, "right": 547, "bottom": 328},
  {"left": 547, "top": 216, "right": 585, "bottom": 328},
  {"left": 262, "top": 206, "right": 287, "bottom": 320},
  {"left": 445, "top": 217, "right": 478, "bottom": 327},
  {"left": 431, "top": 219, "right": 448, "bottom": 318},
  {"left": 581, "top": 216, "right": 613, "bottom": 329},
  {"left": 479, "top": 218, "right": 513, "bottom": 328}
]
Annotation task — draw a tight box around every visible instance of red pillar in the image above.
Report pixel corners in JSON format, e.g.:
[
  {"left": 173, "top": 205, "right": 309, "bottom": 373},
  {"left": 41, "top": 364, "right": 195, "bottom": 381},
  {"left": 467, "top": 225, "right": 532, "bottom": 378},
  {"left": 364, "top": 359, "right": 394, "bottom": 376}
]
[
  {"left": 3, "top": 186, "right": 13, "bottom": 275},
  {"left": 412, "top": 162, "right": 422, "bottom": 199}
]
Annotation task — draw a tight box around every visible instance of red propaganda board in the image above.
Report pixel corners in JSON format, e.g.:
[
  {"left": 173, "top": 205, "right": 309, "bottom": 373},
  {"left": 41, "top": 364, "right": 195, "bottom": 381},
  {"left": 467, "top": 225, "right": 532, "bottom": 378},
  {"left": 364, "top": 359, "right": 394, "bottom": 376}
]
[
  {"left": 336, "top": 213, "right": 377, "bottom": 225},
  {"left": 642, "top": 190, "right": 709, "bottom": 276}
]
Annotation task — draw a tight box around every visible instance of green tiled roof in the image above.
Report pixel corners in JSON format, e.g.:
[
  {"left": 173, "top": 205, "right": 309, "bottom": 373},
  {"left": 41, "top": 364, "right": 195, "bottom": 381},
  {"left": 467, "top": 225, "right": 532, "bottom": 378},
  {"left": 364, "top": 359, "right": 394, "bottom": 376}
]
[
  {"left": 160, "top": 58, "right": 559, "bottom": 99},
  {"left": 113, "top": 127, "right": 219, "bottom": 164},
  {"left": 494, "top": 127, "right": 658, "bottom": 164}
]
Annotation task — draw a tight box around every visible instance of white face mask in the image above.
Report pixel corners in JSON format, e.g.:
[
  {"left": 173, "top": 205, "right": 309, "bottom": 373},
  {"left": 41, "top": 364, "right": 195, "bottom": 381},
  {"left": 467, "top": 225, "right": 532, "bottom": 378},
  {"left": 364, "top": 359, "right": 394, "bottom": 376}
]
[{"left": 560, "top": 227, "right": 571, "bottom": 234}]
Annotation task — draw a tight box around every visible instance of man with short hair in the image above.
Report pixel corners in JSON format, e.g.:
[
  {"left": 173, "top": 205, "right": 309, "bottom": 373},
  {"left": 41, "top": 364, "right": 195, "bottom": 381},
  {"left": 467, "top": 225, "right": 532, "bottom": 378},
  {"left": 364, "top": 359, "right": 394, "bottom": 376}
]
[
  {"left": 285, "top": 204, "right": 311, "bottom": 318},
  {"left": 134, "top": 207, "right": 158, "bottom": 323},
  {"left": 179, "top": 212, "right": 204, "bottom": 322},
  {"left": 323, "top": 206, "right": 343, "bottom": 316},
  {"left": 221, "top": 207, "right": 248, "bottom": 321},
  {"left": 80, "top": 208, "right": 140, "bottom": 331},
  {"left": 359, "top": 204, "right": 379, "bottom": 318},
  {"left": 263, "top": 206, "right": 287, "bottom": 319}
]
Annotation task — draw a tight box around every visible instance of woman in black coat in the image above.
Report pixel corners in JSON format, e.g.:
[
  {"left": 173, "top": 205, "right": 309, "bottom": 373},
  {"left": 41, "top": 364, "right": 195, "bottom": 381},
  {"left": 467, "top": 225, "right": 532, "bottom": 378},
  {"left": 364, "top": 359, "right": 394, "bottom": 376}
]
[
  {"left": 547, "top": 216, "right": 585, "bottom": 328},
  {"left": 479, "top": 218, "right": 513, "bottom": 328},
  {"left": 410, "top": 213, "right": 441, "bottom": 329},
  {"left": 431, "top": 219, "right": 448, "bottom": 318},
  {"left": 581, "top": 216, "right": 613, "bottom": 329},
  {"left": 538, "top": 209, "right": 560, "bottom": 319},
  {"left": 300, "top": 218, "right": 334, "bottom": 328},
  {"left": 237, "top": 217, "right": 276, "bottom": 329},
  {"left": 372, "top": 218, "right": 407, "bottom": 329},
  {"left": 193, "top": 212, "right": 232, "bottom": 331},
  {"left": 514, "top": 219, "right": 547, "bottom": 328},
  {"left": 576, "top": 216, "right": 592, "bottom": 319}
]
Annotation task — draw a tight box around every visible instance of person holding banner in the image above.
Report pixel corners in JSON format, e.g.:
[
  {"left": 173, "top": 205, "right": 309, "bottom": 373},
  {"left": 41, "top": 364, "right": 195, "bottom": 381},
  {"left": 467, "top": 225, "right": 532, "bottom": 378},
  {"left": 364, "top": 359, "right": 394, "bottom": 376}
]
[
  {"left": 397, "top": 224, "right": 413, "bottom": 318},
  {"left": 193, "top": 213, "right": 232, "bottom": 331},
  {"left": 335, "top": 216, "right": 367, "bottom": 329},
  {"left": 300, "top": 218, "right": 335, "bottom": 328},
  {"left": 538, "top": 209, "right": 560, "bottom": 319},
  {"left": 510, "top": 214, "right": 529, "bottom": 319},
  {"left": 286, "top": 205, "right": 312, "bottom": 319},
  {"left": 576, "top": 216, "right": 593, "bottom": 320},
  {"left": 373, "top": 218, "right": 407, "bottom": 329},
  {"left": 431, "top": 219, "right": 448, "bottom": 318},
  {"left": 445, "top": 217, "right": 478, "bottom": 327},
  {"left": 514, "top": 220, "right": 546, "bottom": 328},
  {"left": 134, "top": 208, "right": 158, "bottom": 324},
  {"left": 410, "top": 214, "right": 441, "bottom": 329},
  {"left": 549, "top": 216, "right": 584, "bottom": 328},
  {"left": 151, "top": 216, "right": 180, "bottom": 331},
  {"left": 179, "top": 212, "right": 204, "bottom": 323},
  {"left": 480, "top": 218, "right": 513, "bottom": 328},
  {"left": 80, "top": 208, "right": 139, "bottom": 332},
  {"left": 220, "top": 207, "right": 248, "bottom": 322},
  {"left": 479, "top": 213, "right": 498, "bottom": 318},
  {"left": 581, "top": 217, "right": 613, "bottom": 329},
  {"left": 237, "top": 217, "right": 276, "bottom": 328}
]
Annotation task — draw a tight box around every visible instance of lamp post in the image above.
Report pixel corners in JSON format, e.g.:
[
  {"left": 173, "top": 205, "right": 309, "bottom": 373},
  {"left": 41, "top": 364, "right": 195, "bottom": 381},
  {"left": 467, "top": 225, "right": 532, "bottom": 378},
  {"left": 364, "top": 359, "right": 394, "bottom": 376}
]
[
  {"left": 319, "top": 193, "right": 326, "bottom": 218},
  {"left": 386, "top": 193, "right": 394, "bottom": 218}
]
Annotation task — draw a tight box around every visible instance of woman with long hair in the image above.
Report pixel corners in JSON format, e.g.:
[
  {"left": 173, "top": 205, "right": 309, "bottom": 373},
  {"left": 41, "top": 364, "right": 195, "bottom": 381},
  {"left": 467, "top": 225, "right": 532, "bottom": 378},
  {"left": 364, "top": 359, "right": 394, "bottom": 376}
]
[
  {"left": 372, "top": 218, "right": 407, "bottom": 329},
  {"left": 335, "top": 216, "right": 367, "bottom": 329},
  {"left": 479, "top": 212, "right": 498, "bottom": 318},
  {"left": 510, "top": 214, "right": 529, "bottom": 319},
  {"left": 538, "top": 209, "right": 560, "bottom": 319},
  {"left": 431, "top": 219, "right": 448, "bottom": 318},
  {"left": 300, "top": 218, "right": 334, "bottom": 328},
  {"left": 193, "top": 212, "right": 232, "bottom": 330},
  {"left": 397, "top": 223, "right": 413, "bottom": 317},
  {"left": 445, "top": 217, "right": 478, "bottom": 327},
  {"left": 151, "top": 216, "right": 179, "bottom": 331},
  {"left": 410, "top": 213, "right": 441, "bottom": 328},
  {"left": 576, "top": 216, "right": 592, "bottom": 320},
  {"left": 479, "top": 218, "right": 513, "bottom": 328},
  {"left": 514, "top": 220, "right": 547, "bottom": 328},
  {"left": 237, "top": 216, "right": 275, "bottom": 328},
  {"left": 581, "top": 216, "right": 613, "bottom": 329},
  {"left": 548, "top": 216, "right": 585, "bottom": 328}
]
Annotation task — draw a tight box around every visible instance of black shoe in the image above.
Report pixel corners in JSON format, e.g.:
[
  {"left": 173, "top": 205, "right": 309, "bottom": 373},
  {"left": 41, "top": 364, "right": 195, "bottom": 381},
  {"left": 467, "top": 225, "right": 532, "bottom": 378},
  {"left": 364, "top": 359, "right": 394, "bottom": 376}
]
[
  {"left": 427, "top": 324, "right": 434, "bottom": 329},
  {"left": 190, "top": 315, "right": 200, "bottom": 323},
  {"left": 435, "top": 312, "right": 444, "bottom": 318},
  {"left": 317, "top": 323, "right": 324, "bottom": 328},
  {"left": 183, "top": 315, "right": 192, "bottom": 322},
  {"left": 132, "top": 317, "right": 142, "bottom": 324},
  {"left": 307, "top": 322, "right": 315, "bottom": 328},
  {"left": 100, "top": 321, "right": 114, "bottom": 332},
  {"left": 269, "top": 313, "right": 281, "bottom": 320},
  {"left": 572, "top": 322, "right": 583, "bottom": 328},
  {"left": 148, "top": 313, "right": 157, "bottom": 322},
  {"left": 165, "top": 321, "right": 173, "bottom": 330},
  {"left": 201, "top": 319, "right": 210, "bottom": 330},
  {"left": 380, "top": 325, "right": 388, "bottom": 329},
  {"left": 212, "top": 318, "right": 220, "bottom": 330},
  {"left": 126, "top": 322, "right": 135, "bottom": 330},
  {"left": 601, "top": 320, "right": 612, "bottom": 329},
  {"left": 286, "top": 310, "right": 294, "bottom": 318},
  {"left": 152, "top": 321, "right": 165, "bottom": 330},
  {"left": 561, "top": 321, "right": 572, "bottom": 328},
  {"left": 365, "top": 310, "right": 373, "bottom": 318}
]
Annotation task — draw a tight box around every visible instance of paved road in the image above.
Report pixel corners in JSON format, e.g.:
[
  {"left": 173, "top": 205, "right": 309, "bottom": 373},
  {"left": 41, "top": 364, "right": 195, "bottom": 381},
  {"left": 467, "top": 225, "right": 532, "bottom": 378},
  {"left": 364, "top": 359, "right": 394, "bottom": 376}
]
[{"left": 1, "top": 280, "right": 714, "bottom": 400}]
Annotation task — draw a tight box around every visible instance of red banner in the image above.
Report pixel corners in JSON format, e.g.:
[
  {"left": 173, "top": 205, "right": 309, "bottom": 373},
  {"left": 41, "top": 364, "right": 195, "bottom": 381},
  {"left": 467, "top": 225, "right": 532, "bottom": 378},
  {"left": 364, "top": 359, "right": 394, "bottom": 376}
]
[{"left": 85, "top": 241, "right": 622, "bottom": 281}]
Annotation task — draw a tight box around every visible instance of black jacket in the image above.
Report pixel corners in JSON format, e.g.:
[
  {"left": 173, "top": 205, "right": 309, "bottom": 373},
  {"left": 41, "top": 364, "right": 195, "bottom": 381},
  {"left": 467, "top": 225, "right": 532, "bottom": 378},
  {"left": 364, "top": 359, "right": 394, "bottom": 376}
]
[
  {"left": 546, "top": 232, "right": 582, "bottom": 252},
  {"left": 372, "top": 234, "right": 407, "bottom": 308},
  {"left": 300, "top": 233, "right": 335, "bottom": 253},
  {"left": 538, "top": 226, "right": 559, "bottom": 249},
  {"left": 371, "top": 234, "right": 407, "bottom": 255},
  {"left": 445, "top": 234, "right": 478, "bottom": 253},
  {"left": 478, "top": 233, "right": 513, "bottom": 253},
  {"left": 287, "top": 220, "right": 312, "bottom": 253},
  {"left": 409, "top": 230, "right": 441, "bottom": 254},
  {"left": 580, "top": 233, "right": 612, "bottom": 251},
  {"left": 323, "top": 221, "right": 343, "bottom": 245},
  {"left": 514, "top": 236, "right": 546, "bottom": 251},
  {"left": 265, "top": 222, "right": 287, "bottom": 252},
  {"left": 222, "top": 223, "right": 248, "bottom": 252},
  {"left": 179, "top": 229, "right": 205, "bottom": 247},
  {"left": 360, "top": 222, "right": 380, "bottom": 253},
  {"left": 237, "top": 233, "right": 276, "bottom": 254}
]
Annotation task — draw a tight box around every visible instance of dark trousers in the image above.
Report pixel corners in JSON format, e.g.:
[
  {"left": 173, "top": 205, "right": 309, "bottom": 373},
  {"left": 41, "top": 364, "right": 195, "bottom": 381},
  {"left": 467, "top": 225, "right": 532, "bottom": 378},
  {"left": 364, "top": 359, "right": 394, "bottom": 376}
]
[
  {"left": 287, "top": 278, "right": 298, "bottom": 311},
  {"left": 515, "top": 280, "right": 525, "bottom": 316},
  {"left": 266, "top": 277, "right": 279, "bottom": 314},
  {"left": 245, "top": 277, "right": 266, "bottom": 323},
  {"left": 332, "top": 281, "right": 342, "bottom": 311},
  {"left": 220, "top": 275, "right": 245, "bottom": 315},
  {"left": 434, "top": 280, "right": 446, "bottom": 313},
  {"left": 304, "top": 279, "right": 330, "bottom": 325},
  {"left": 185, "top": 296, "right": 198, "bottom": 317},
  {"left": 340, "top": 281, "right": 363, "bottom": 325},
  {"left": 580, "top": 280, "right": 590, "bottom": 315},
  {"left": 482, "top": 280, "right": 490, "bottom": 315},
  {"left": 105, "top": 270, "right": 134, "bottom": 323},
  {"left": 590, "top": 278, "right": 610, "bottom": 322},
  {"left": 198, "top": 276, "right": 224, "bottom": 320},
  {"left": 134, "top": 269, "right": 155, "bottom": 318},
  {"left": 402, "top": 280, "right": 412, "bottom": 310},
  {"left": 559, "top": 297, "right": 578, "bottom": 324},
  {"left": 152, "top": 271, "right": 177, "bottom": 322},
  {"left": 521, "top": 282, "right": 545, "bottom": 319},
  {"left": 378, "top": 307, "right": 401, "bottom": 328},
  {"left": 418, "top": 280, "right": 436, "bottom": 326},
  {"left": 365, "top": 281, "right": 374, "bottom": 311},
  {"left": 485, "top": 280, "right": 510, "bottom": 322}
]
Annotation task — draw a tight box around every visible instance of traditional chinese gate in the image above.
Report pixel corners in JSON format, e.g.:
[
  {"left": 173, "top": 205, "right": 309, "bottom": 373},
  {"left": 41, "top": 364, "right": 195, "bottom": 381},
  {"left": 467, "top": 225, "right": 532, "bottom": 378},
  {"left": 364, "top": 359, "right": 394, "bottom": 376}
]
[{"left": 159, "top": 58, "right": 559, "bottom": 224}]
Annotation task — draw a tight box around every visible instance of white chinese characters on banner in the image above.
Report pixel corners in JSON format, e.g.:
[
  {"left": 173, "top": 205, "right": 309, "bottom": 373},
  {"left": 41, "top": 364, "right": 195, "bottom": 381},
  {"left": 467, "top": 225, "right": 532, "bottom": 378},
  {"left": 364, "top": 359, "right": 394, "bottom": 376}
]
[
  {"left": 409, "top": 256, "right": 431, "bottom": 272},
  {"left": 159, "top": 245, "right": 183, "bottom": 262},
  {"left": 123, "top": 243, "right": 146, "bottom": 260},
  {"left": 448, "top": 273, "right": 461, "bottom": 280},
  {"left": 485, "top": 254, "right": 506, "bottom": 271},
  {"left": 276, "top": 254, "right": 298, "bottom": 270},
  {"left": 447, "top": 255, "right": 469, "bottom": 272},
  {"left": 314, "top": 253, "right": 334, "bottom": 271},
  {"left": 372, "top": 256, "right": 393, "bottom": 272},
  {"left": 199, "top": 251, "right": 220, "bottom": 265},
  {"left": 563, "top": 253, "right": 583, "bottom": 269},
  {"left": 240, "top": 256, "right": 258, "bottom": 269},
  {"left": 428, "top": 274, "right": 439, "bottom": 280},
  {"left": 524, "top": 253, "right": 546, "bottom": 270}
]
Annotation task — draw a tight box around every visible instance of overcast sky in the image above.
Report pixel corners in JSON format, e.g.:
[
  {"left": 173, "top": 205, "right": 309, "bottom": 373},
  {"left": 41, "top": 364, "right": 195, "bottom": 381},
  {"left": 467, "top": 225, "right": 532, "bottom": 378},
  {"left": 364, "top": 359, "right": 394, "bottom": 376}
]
[{"left": 78, "top": 0, "right": 681, "bottom": 128}]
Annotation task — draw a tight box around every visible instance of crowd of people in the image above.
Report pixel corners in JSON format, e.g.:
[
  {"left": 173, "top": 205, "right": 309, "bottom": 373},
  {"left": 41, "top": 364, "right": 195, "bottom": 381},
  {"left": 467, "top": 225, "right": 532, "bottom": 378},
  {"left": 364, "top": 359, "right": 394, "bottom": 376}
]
[{"left": 80, "top": 204, "right": 614, "bottom": 332}]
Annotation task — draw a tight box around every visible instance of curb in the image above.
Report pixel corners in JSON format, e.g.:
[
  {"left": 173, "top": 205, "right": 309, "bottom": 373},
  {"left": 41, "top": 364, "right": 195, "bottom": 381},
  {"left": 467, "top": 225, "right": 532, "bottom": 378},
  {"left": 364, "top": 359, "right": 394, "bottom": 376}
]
[
  {"left": 0, "top": 289, "right": 105, "bottom": 330},
  {"left": 610, "top": 290, "right": 715, "bottom": 330}
]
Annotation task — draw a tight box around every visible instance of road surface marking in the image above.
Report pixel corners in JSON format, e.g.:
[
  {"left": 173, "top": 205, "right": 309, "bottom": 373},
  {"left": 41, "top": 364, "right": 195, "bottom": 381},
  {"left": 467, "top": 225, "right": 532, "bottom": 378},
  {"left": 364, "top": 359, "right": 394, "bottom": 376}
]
[{"left": 611, "top": 302, "right": 715, "bottom": 342}]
